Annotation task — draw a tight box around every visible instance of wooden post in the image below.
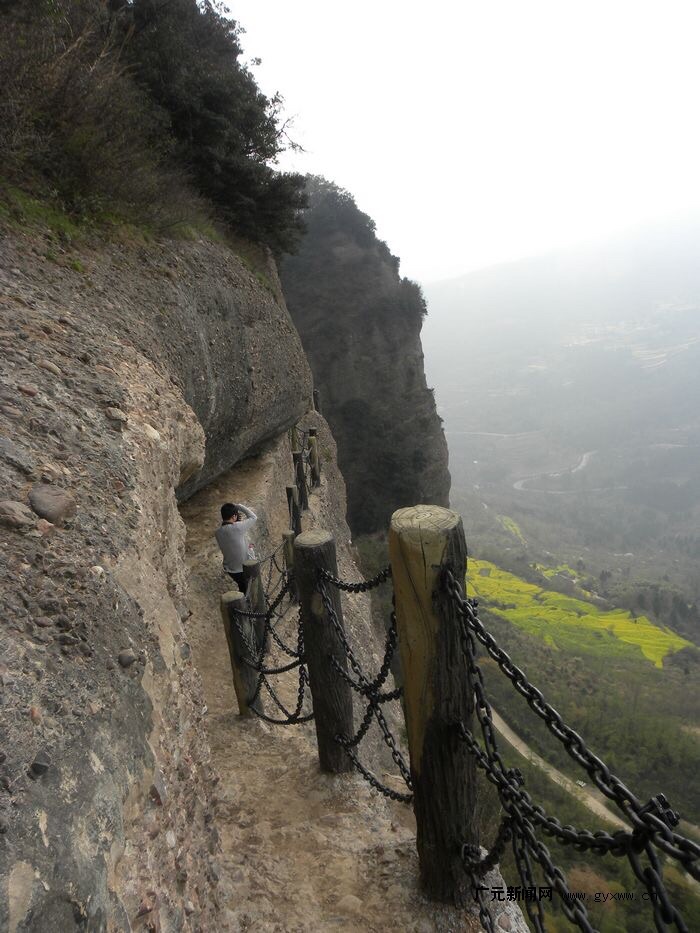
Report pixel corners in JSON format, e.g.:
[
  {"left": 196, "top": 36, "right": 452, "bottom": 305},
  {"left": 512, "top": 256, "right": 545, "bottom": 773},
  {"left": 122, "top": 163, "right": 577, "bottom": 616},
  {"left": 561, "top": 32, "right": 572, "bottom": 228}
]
[
  {"left": 283, "top": 530, "right": 298, "bottom": 601},
  {"left": 308, "top": 430, "right": 321, "bottom": 487},
  {"left": 243, "top": 559, "right": 267, "bottom": 652},
  {"left": 312, "top": 388, "right": 321, "bottom": 413},
  {"left": 293, "top": 450, "right": 309, "bottom": 511},
  {"left": 294, "top": 530, "right": 354, "bottom": 773},
  {"left": 388, "top": 505, "right": 477, "bottom": 906},
  {"left": 219, "top": 591, "right": 262, "bottom": 717},
  {"left": 286, "top": 484, "right": 302, "bottom": 536},
  {"left": 290, "top": 423, "right": 299, "bottom": 450}
]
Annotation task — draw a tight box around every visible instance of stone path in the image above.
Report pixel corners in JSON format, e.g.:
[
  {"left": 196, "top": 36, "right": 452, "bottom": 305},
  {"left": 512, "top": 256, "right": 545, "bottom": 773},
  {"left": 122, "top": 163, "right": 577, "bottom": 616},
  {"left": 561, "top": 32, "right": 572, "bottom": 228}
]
[{"left": 179, "top": 447, "right": 487, "bottom": 932}]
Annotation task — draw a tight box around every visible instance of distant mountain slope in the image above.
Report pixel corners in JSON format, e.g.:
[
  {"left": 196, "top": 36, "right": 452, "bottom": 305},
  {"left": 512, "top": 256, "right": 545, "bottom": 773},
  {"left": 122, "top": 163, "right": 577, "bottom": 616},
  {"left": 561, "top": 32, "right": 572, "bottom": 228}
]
[
  {"left": 420, "top": 218, "right": 700, "bottom": 637},
  {"left": 424, "top": 217, "right": 700, "bottom": 344}
]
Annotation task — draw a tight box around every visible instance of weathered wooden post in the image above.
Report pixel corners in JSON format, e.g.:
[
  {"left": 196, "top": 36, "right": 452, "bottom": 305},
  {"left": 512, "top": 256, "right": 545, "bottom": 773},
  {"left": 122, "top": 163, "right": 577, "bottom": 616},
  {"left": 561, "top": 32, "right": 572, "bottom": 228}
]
[
  {"left": 243, "top": 559, "right": 267, "bottom": 651},
  {"left": 308, "top": 428, "right": 321, "bottom": 487},
  {"left": 282, "top": 530, "right": 298, "bottom": 601},
  {"left": 388, "top": 505, "right": 477, "bottom": 906},
  {"left": 219, "top": 591, "right": 262, "bottom": 716},
  {"left": 286, "top": 484, "right": 302, "bottom": 536},
  {"left": 294, "top": 530, "right": 354, "bottom": 773},
  {"left": 312, "top": 388, "right": 321, "bottom": 413},
  {"left": 293, "top": 450, "right": 309, "bottom": 511},
  {"left": 290, "top": 423, "right": 300, "bottom": 451}
]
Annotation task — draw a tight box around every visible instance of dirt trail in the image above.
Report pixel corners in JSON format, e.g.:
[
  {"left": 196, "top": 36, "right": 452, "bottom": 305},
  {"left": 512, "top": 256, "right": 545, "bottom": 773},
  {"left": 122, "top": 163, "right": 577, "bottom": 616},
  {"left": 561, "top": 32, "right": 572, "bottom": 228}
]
[
  {"left": 490, "top": 712, "right": 628, "bottom": 830},
  {"left": 178, "top": 438, "right": 498, "bottom": 932}
]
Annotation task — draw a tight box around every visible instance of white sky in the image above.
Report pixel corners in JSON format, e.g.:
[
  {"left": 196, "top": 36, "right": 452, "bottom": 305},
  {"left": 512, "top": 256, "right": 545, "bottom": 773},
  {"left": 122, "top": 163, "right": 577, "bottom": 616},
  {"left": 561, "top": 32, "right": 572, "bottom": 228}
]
[{"left": 229, "top": 0, "right": 700, "bottom": 283}]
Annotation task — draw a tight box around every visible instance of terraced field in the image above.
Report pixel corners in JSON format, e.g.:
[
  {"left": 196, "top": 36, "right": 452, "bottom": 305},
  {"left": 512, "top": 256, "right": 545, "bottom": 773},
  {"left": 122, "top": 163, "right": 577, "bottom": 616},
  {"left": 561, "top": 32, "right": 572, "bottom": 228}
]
[
  {"left": 496, "top": 514, "right": 526, "bottom": 545},
  {"left": 467, "top": 559, "right": 691, "bottom": 667}
]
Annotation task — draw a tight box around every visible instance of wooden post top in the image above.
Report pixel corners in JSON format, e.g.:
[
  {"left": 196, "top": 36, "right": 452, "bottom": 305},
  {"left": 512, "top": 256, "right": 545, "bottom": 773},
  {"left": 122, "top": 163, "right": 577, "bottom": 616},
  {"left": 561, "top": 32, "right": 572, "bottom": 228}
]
[
  {"left": 391, "top": 504, "right": 462, "bottom": 536},
  {"left": 221, "top": 590, "right": 247, "bottom": 606},
  {"left": 295, "top": 529, "right": 333, "bottom": 550},
  {"left": 242, "top": 559, "right": 261, "bottom": 578}
]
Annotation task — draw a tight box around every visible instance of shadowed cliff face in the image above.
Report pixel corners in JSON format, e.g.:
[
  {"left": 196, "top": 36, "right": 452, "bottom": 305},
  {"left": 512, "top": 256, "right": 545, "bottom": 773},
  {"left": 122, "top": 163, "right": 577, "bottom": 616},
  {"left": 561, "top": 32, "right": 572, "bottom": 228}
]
[{"left": 279, "top": 179, "right": 450, "bottom": 535}]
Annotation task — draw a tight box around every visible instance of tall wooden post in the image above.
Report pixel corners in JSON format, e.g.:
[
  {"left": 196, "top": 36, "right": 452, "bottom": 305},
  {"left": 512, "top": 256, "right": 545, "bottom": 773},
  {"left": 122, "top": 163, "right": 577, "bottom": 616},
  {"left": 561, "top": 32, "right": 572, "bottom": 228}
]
[
  {"left": 308, "top": 429, "right": 321, "bottom": 487},
  {"left": 294, "top": 530, "right": 354, "bottom": 773},
  {"left": 243, "top": 559, "right": 267, "bottom": 651},
  {"left": 220, "top": 591, "right": 262, "bottom": 717},
  {"left": 293, "top": 450, "right": 309, "bottom": 511},
  {"left": 286, "top": 484, "right": 302, "bottom": 536},
  {"left": 388, "top": 505, "right": 477, "bottom": 906},
  {"left": 312, "top": 388, "right": 321, "bottom": 413},
  {"left": 283, "top": 530, "right": 298, "bottom": 601}
]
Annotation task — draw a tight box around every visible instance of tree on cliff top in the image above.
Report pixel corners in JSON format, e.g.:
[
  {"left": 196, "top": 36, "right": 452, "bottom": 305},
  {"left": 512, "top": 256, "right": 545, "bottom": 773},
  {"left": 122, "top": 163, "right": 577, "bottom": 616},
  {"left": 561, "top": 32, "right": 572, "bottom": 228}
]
[
  {"left": 124, "top": 0, "right": 307, "bottom": 251},
  {"left": 0, "top": 0, "right": 306, "bottom": 252},
  {"left": 284, "top": 177, "right": 427, "bottom": 324}
]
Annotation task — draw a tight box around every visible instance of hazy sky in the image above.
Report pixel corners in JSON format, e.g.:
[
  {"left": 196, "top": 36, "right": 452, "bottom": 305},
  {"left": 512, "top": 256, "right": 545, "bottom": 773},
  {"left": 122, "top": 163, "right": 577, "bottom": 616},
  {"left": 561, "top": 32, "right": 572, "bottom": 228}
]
[{"left": 230, "top": 1, "right": 700, "bottom": 283}]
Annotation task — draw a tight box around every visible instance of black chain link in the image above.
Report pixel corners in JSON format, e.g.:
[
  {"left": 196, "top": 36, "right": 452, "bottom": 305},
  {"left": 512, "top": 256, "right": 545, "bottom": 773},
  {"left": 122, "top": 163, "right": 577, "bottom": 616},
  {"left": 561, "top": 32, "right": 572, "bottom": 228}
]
[
  {"left": 317, "top": 564, "right": 392, "bottom": 592},
  {"left": 228, "top": 571, "right": 314, "bottom": 726},
  {"left": 337, "top": 740, "right": 414, "bottom": 804},
  {"left": 443, "top": 568, "right": 698, "bottom": 931},
  {"left": 315, "top": 574, "right": 413, "bottom": 803},
  {"left": 461, "top": 817, "right": 513, "bottom": 878},
  {"left": 267, "top": 607, "right": 303, "bottom": 659}
]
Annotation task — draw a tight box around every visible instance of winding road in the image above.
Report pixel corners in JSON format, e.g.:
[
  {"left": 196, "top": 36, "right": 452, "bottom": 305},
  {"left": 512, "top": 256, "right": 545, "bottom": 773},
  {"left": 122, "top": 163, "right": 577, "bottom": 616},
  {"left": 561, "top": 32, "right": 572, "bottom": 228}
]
[{"left": 513, "top": 450, "right": 597, "bottom": 492}]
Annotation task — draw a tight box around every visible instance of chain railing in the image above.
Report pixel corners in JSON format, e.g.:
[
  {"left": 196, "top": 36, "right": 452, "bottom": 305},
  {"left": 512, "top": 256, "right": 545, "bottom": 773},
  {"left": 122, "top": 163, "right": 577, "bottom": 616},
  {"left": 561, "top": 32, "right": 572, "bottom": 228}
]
[
  {"left": 443, "top": 567, "right": 700, "bottom": 933},
  {"left": 229, "top": 571, "right": 314, "bottom": 726},
  {"left": 219, "top": 423, "right": 326, "bottom": 725},
  {"left": 315, "top": 567, "right": 413, "bottom": 804},
  {"left": 220, "top": 494, "right": 699, "bottom": 930},
  {"left": 317, "top": 564, "right": 392, "bottom": 593}
]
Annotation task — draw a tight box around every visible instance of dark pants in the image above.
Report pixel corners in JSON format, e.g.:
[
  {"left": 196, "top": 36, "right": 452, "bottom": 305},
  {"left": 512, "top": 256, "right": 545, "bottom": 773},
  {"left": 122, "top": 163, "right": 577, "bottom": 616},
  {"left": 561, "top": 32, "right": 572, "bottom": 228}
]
[{"left": 227, "top": 570, "right": 247, "bottom": 594}]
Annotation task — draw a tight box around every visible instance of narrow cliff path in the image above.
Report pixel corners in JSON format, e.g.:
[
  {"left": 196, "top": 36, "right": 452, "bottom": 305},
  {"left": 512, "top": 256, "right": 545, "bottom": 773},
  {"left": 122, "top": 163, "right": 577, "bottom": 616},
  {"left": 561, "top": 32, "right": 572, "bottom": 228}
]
[{"left": 178, "top": 437, "right": 488, "bottom": 933}]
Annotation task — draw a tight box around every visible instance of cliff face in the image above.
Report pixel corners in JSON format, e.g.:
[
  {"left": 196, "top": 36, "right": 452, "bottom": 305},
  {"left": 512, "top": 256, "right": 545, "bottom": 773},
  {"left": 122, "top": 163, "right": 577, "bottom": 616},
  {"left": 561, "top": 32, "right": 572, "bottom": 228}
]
[
  {"left": 0, "top": 228, "right": 310, "bottom": 930},
  {"left": 0, "top": 222, "right": 523, "bottom": 933},
  {"left": 279, "top": 179, "right": 451, "bottom": 536}
]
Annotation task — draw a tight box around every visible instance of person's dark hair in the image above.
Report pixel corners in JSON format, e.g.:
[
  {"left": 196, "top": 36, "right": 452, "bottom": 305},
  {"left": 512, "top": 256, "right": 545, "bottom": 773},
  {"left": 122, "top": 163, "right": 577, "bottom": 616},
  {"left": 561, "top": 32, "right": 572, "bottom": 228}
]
[{"left": 221, "top": 502, "right": 239, "bottom": 522}]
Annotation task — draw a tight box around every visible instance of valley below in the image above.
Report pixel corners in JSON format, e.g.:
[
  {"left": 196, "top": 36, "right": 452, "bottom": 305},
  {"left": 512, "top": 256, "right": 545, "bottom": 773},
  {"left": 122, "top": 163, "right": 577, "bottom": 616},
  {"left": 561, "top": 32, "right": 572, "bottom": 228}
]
[{"left": 419, "top": 230, "right": 700, "bottom": 929}]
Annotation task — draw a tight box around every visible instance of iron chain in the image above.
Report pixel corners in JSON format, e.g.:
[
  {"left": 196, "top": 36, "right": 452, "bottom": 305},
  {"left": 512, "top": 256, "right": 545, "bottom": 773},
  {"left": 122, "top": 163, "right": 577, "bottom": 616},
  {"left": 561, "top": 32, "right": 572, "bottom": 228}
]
[
  {"left": 317, "top": 564, "right": 392, "bottom": 592},
  {"left": 444, "top": 567, "right": 697, "bottom": 931}
]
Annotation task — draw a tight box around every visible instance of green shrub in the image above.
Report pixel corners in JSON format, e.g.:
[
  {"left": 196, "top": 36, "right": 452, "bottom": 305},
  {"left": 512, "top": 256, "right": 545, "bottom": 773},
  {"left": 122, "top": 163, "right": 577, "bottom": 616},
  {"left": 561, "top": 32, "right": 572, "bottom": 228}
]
[{"left": 0, "top": 0, "right": 305, "bottom": 249}]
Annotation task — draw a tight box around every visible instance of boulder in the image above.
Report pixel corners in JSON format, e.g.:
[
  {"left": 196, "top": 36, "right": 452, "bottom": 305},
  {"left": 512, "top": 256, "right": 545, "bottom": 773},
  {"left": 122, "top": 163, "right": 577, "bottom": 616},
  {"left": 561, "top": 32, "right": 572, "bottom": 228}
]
[{"left": 28, "top": 484, "right": 77, "bottom": 525}]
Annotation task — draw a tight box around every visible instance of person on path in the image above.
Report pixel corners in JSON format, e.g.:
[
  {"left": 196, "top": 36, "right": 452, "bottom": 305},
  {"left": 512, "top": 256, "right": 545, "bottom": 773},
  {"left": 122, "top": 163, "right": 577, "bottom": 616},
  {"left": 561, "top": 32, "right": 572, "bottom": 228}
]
[{"left": 215, "top": 502, "right": 258, "bottom": 594}]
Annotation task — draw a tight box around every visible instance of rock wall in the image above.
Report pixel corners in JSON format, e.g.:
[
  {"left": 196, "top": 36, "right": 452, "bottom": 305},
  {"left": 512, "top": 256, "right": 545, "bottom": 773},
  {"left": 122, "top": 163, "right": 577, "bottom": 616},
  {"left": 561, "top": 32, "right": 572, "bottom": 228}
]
[
  {"left": 0, "top": 224, "right": 526, "bottom": 933},
  {"left": 0, "top": 228, "right": 311, "bottom": 931},
  {"left": 279, "top": 180, "right": 451, "bottom": 536}
]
